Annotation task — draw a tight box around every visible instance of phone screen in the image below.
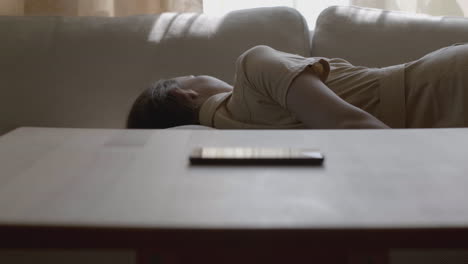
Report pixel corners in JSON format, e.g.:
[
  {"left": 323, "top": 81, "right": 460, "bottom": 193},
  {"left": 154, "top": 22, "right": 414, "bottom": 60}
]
[{"left": 189, "top": 147, "right": 324, "bottom": 165}]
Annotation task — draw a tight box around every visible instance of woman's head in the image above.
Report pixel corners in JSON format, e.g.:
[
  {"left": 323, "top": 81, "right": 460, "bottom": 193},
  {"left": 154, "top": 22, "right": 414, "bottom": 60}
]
[{"left": 126, "top": 75, "right": 232, "bottom": 129}]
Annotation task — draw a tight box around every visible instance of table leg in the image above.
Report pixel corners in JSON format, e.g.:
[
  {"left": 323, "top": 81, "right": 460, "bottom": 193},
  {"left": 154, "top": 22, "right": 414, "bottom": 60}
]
[
  {"left": 347, "top": 249, "right": 389, "bottom": 264},
  {"left": 136, "top": 249, "right": 180, "bottom": 264},
  {"left": 136, "top": 248, "right": 348, "bottom": 264}
]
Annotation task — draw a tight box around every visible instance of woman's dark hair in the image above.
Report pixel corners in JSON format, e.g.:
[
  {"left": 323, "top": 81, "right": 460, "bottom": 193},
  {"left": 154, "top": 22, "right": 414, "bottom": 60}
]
[{"left": 126, "top": 79, "right": 197, "bottom": 129}]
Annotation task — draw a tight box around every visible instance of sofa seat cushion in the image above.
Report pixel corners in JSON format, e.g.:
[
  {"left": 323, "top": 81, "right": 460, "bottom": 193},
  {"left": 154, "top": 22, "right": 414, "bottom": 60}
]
[{"left": 312, "top": 5, "right": 468, "bottom": 67}]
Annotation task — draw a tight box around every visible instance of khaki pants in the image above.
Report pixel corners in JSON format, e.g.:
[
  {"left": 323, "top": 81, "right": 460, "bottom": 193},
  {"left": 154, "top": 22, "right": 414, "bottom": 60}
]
[{"left": 404, "top": 43, "right": 468, "bottom": 128}]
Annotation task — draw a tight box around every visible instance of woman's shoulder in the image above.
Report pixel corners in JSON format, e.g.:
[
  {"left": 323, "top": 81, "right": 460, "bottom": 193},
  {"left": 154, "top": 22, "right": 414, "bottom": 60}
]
[
  {"left": 237, "top": 45, "right": 275, "bottom": 63},
  {"left": 242, "top": 45, "right": 275, "bottom": 55}
]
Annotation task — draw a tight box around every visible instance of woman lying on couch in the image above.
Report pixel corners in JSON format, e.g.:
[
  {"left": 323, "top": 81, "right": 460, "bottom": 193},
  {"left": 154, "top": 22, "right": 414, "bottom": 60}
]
[{"left": 127, "top": 44, "right": 468, "bottom": 129}]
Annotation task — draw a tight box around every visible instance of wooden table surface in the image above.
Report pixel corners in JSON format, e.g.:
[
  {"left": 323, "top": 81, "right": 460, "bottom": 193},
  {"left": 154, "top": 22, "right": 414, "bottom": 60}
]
[{"left": 1, "top": 127, "right": 468, "bottom": 252}]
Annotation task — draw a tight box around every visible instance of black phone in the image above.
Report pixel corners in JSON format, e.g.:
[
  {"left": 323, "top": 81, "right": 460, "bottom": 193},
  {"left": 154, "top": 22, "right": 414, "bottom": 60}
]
[{"left": 189, "top": 147, "right": 324, "bottom": 166}]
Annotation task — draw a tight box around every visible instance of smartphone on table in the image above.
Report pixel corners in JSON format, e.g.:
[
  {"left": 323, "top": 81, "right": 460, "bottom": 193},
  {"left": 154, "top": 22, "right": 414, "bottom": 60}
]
[{"left": 189, "top": 147, "right": 324, "bottom": 165}]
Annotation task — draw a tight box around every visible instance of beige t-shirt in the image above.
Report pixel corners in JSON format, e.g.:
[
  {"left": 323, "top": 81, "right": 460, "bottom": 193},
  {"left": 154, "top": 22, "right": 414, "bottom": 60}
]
[{"left": 198, "top": 45, "right": 330, "bottom": 129}]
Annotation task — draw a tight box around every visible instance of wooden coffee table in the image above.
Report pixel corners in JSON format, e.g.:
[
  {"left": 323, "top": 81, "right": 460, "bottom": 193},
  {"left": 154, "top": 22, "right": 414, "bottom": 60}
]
[{"left": 1, "top": 127, "right": 468, "bottom": 264}]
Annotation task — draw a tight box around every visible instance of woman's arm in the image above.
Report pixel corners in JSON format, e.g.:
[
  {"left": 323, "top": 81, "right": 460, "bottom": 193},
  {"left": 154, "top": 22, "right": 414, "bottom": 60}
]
[{"left": 286, "top": 68, "right": 390, "bottom": 129}]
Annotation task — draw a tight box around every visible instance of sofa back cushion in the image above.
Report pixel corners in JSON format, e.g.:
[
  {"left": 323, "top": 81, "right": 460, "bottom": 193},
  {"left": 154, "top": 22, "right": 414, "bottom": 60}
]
[
  {"left": 0, "top": 7, "right": 310, "bottom": 135},
  {"left": 312, "top": 5, "right": 468, "bottom": 67}
]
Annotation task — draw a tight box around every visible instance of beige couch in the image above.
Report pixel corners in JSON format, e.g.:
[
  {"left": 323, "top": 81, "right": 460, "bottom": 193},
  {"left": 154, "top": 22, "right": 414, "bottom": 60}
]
[{"left": 2, "top": 6, "right": 468, "bottom": 135}]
